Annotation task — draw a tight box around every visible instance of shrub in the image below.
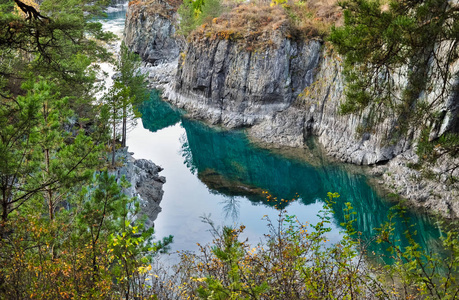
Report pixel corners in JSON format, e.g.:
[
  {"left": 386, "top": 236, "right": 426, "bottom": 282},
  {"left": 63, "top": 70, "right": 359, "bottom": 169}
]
[
  {"left": 182, "top": 0, "right": 342, "bottom": 50},
  {"left": 146, "top": 193, "right": 459, "bottom": 299}
]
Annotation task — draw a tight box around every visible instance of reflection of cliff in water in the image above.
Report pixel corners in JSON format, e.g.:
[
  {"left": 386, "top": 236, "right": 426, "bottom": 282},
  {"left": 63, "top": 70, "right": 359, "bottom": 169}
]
[
  {"left": 181, "top": 118, "right": 324, "bottom": 205},
  {"left": 137, "top": 94, "right": 442, "bottom": 263},
  {"left": 180, "top": 118, "right": 442, "bottom": 259},
  {"left": 138, "top": 90, "right": 181, "bottom": 133}
]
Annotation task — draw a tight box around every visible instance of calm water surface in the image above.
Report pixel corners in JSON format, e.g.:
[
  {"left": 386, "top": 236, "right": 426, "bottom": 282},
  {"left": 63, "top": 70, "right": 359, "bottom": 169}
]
[
  {"left": 103, "top": 9, "right": 442, "bottom": 261},
  {"left": 130, "top": 93, "right": 442, "bottom": 257}
]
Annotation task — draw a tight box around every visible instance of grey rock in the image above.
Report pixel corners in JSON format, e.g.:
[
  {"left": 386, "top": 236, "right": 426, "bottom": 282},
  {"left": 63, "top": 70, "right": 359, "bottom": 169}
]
[
  {"left": 166, "top": 37, "right": 321, "bottom": 128},
  {"left": 114, "top": 148, "right": 166, "bottom": 229},
  {"left": 124, "top": 0, "right": 459, "bottom": 217},
  {"left": 142, "top": 59, "right": 179, "bottom": 90},
  {"left": 124, "top": 0, "right": 181, "bottom": 65},
  {"left": 165, "top": 36, "right": 459, "bottom": 217}
]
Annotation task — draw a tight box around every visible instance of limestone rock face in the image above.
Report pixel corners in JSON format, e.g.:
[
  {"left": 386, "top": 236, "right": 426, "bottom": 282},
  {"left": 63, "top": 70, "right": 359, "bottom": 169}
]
[
  {"left": 166, "top": 36, "right": 321, "bottom": 128},
  {"left": 249, "top": 54, "right": 415, "bottom": 166},
  {"left": 124, "top": 0, "right": 181, "bottom": 64}
]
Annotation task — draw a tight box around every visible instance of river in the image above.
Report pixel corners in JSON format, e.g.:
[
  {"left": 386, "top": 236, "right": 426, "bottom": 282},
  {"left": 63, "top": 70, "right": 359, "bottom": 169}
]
[{"left": 102, "top": 6, "right": 442, "bottom": 262}]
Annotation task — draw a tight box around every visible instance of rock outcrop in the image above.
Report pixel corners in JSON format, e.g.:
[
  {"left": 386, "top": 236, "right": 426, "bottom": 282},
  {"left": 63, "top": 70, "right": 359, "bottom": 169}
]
[
  {"left": 167, "top": 35, "right": 321, "bottom": 128},
  {"left": 248, "top": 48, "right": 459, "bottom": 217},
  {"left": 165, "top": 33, "right": 459, "bottom": 216},
  {"left": 114, "top": 148, "right": 166, "bottom": 229},
  {"left": 124, "top": 0, "right": 181, "bottom": 65},
  {"left": 248, "top": 54, "right": 410, "bottom": 165}
]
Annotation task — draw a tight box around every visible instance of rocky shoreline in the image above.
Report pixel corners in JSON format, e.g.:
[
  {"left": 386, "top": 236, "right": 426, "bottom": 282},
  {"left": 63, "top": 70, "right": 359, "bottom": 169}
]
[
  {"left": 97, "top": 2, "right": 168, "bottom": 230},
  {"left": 112, "top": 148, "right": 166, "bottom": 229},
  {"left": 124, "top": 0, "right": 459, "bottom": 218}
]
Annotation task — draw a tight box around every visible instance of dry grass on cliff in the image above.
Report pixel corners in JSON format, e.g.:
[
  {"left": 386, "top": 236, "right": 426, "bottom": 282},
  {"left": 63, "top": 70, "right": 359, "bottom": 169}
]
[
  {"left": 190, "top": 4, "right": 289, "bottom": 47},
  {"left": 290, "top": 0, "right": 343, "bottom": 32},
  {"left": 306, "top": 0, "right": 343, "bottom": 25},
  {"left": 190, "top": 0, "right": 342, "bottom": 49},
  {"left": 128, "top": 0, "right": 181, "bottom": 19}
]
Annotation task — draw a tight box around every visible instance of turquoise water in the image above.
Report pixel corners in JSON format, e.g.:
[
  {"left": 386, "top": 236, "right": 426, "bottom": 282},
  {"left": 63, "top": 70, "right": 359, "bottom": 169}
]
[
  {"left": 102, "top": 8, "right": 442, "bottom": 263},
  {"left": 131, "top": 92, "right": 442, "bottom": 260}
]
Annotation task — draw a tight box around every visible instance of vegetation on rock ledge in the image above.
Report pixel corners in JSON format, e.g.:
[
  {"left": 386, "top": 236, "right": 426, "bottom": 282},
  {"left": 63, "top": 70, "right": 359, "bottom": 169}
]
[
  {"left": 177, "top": 0, "right": 342, "bottom": 48},
  {"left": 128, "top": 0, "right": 182, "bottom": 19},
  {"left": 329, "top": 0, "right": 459, "bottom": 174}
]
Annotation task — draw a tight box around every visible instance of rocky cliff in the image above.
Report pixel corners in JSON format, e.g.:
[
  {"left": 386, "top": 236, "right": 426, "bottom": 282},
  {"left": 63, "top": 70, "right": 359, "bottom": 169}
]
[
  {"left": 168, "top": 35, "right": 321, "bottom": 128},
  {"left": 247, "top": 50, "right": 459, "bottom": 216},
  {"left": 124, "top": 0, "right": 459, "bottom": 216},
  {"left": 124, "top": 0, "right": 181, "bottom": 65}
]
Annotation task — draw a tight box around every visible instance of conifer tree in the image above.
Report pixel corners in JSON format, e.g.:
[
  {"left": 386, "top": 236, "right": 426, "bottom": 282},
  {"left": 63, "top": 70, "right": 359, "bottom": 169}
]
[
  {"left": 329, "top": 0, "right": 459, "bottom": 169},
  {"left": 116, "top": 43, "right": 149, "bottom": 147}
]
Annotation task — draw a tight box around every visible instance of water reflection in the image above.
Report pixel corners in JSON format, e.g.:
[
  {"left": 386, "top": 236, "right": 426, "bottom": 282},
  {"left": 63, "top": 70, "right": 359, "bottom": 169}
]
[
  {"left": 178, "top": 109, "right": 442, "bottom": 262},
  {"left": 102, "top": 5, "right": 445, "bottom": 264},
  {"left": 138, "top": 90, "right": 181, "bottom": 133},
  {"left": 136, "top": 88, "right": 442, "bottom": 263},
  {"left": 220, "top": 197, "right": 241, "bottom": 222}
]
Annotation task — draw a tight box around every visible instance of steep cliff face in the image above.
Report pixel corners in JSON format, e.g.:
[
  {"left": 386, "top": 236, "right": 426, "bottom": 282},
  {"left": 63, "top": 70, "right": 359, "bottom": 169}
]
[
  {"left": 249, "top": 54, "right": 415, "bottom": 165},
  {"left": 124, "top": 0, "right": 181, "bottom": 64},
  {"left": 247, "top": 49, "right": 459, "bottom": 216},
  {"left": 168, "top": 33, "right": 415, "bottom": 164},
  {"left": 167, "top": 34, "right": 321, "bottom": 128},
  {"left": 164, "top": 31, "right": 458, "bottom": 216}
]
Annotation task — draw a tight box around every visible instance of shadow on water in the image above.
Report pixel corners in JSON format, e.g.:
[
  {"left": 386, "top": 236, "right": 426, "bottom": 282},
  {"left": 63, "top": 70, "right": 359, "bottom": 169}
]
[
  {"left": 139, "top": 90, "right": 444, "bottom": 264},
  {"left": 137, "top": 90, "right": 181, "bottom": 133}
]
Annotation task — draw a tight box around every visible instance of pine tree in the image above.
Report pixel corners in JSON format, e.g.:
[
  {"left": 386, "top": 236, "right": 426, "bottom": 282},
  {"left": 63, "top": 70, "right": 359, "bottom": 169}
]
[
  {"left": 103, "top": 82, "right": 133, "bottom": 167},
  {"left": 197, "top": 0, "right": 223, "bottom": 25},
  {"left": 116, "top": 43, "right": 148, "bottom": 147},
  {"left": 177, "top": 0, "right": 199, "bottom": 37},
  {"left": 329, "top": 0, "right": 459, "bottom": 168}
]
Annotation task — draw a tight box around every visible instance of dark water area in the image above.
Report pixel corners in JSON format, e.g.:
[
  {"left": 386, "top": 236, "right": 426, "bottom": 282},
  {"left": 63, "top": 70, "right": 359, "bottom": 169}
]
[
  {"left": 138, "top": 90, "right": 182, "bottom": 133},
  {"left": 180, "top": 111, "right": 442, "bottom": 261}
]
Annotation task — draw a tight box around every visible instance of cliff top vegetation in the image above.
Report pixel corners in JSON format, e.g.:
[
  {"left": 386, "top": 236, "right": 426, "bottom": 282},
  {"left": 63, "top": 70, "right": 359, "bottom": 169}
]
[
  {"left": 178, "top": 0, "right": 342, "bottom": 48},
  {"left": 128, "top": 0, "right": 182, "bottom": 19}
]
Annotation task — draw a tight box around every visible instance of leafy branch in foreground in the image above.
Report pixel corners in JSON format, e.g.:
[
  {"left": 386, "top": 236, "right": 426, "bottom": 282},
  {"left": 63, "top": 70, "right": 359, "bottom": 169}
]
[
  {"left": 147, "top": 193, "right": 459, "bottom": 299},
  {"left": 0, "top": 171, "right": 172, "bottom": 299}
]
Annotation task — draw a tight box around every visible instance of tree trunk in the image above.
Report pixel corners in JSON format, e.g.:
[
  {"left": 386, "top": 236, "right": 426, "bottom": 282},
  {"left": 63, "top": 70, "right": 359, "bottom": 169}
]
[
  {"left": 122, "top": 108, "right": 126, "bottom": 148},
  {"left": 44, "top": 148, "right": 54, "bottom": 220},
  {"left": 112, "top": 106, "right": 117, "bottom": 167},
  {"left": 43, "top": 102, "right": 54, "bottom": 220}
]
